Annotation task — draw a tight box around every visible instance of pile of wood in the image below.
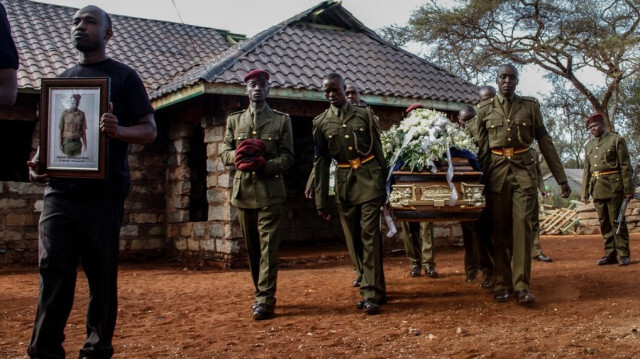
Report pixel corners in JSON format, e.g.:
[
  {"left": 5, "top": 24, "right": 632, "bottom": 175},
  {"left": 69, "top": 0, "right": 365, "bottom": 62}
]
[{"left": 539, "top": 202, "right": 581, "bottom": 235}]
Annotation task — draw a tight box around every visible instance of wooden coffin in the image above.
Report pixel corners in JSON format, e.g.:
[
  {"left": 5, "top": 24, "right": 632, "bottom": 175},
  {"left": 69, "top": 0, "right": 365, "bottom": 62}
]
[{"left": 389, "top": 158, "right": 485, "bottom": 222}]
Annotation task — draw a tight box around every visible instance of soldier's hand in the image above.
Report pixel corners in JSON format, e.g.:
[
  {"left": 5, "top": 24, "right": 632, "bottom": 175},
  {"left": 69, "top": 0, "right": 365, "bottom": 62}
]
[
  {"left": 582, "top": 197, "right": 590, "bottom": 204},
  {"left": 560, "top": 182, "right": 571, "bottom": 198},
  {"left": 27, "top": 149, "right": 49, "bottom": 183},
  {"left": 625, "top": 193, "right": 634, "bottom": 200},
  {"left": 317, "top": 208, "right": 330, "bottom": 221},
  {"left": 304, "top": 187, "right": 313, "bottom": 199}
]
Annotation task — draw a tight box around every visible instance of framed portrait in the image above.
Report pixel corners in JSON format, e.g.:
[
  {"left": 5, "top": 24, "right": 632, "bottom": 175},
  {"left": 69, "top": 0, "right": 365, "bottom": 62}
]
[{"left": 39, "top": 78, "right": 110, "bottom": 179}]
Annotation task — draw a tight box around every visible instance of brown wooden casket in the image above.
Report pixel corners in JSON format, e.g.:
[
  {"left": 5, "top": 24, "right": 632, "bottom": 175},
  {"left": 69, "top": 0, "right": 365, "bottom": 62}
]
[{"left": 389, "top": 158, "right": 485, "bottom": 222}]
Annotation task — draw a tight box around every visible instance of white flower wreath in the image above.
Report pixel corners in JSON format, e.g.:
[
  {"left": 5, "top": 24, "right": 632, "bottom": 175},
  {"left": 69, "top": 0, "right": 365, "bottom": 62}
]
[{"left": 381, "top": 108, "right": 478, "bottom": 172}]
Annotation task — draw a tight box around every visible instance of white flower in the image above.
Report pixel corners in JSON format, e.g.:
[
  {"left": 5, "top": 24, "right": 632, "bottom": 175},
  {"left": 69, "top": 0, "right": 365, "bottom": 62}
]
[{"left": 380, "top": 108, "right": 478, "bottom": 172}]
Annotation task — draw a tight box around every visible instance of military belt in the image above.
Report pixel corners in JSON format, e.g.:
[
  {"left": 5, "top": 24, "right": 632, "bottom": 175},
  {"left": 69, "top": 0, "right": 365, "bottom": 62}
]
[
  {"left": 337, "top": 154, "right": 375, "bottom": 169},
  {"left": 591, "top": 169, "right": 620, "bottom": 177},
  {"left": 491, "top": 147, "right": 529, "bottom": 158}
]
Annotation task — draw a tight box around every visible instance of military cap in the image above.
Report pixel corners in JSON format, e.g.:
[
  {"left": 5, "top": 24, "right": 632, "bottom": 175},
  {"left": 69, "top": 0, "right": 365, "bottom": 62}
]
[
  {"left": 586, "top": 112, "right": 605, "bottom": 128},
  {"left": 72, "top": 94, "right": 81, "bottom": 100},
  {"left": 405, "top": 103, "right": 424, "bottom": 114},
  {"left": 244, "top": 69, "right": 270, "bottom": 83}
]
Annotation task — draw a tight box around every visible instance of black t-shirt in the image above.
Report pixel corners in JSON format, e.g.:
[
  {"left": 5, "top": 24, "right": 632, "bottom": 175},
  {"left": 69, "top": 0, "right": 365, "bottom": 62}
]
[
  {"left": 0, "top": 3, "right": 19, "bottom": 70},
  {"left": 51, "top": 58, "right": 154, "bottom": 197}
]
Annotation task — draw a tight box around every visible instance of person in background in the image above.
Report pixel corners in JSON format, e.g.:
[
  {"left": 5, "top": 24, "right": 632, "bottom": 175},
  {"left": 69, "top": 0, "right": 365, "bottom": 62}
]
[
  {"left": 0, "top": 2, "right": 18, "bottom": 106},
  {"left": 457, "top": 105, "right": 494, "bottom": 285},
  {"left": 27, "top": 6, "right": 156, "bottom": 358},
  {"left": 313, "top": 73, "right": 387, "bottom": 314},
  {"left": 400, "top": 103, "right": 438, "bottom": 279},
  {"left": 221, "top": 69, "right": 294, "bottom": 320},
  {"left": 581, "top": 113, "right": 634, "bottom": 266}
]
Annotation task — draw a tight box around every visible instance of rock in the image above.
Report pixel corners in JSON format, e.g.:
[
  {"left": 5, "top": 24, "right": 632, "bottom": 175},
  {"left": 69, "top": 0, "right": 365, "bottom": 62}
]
[{"left": 456, "top": 327, "right": 467, "bottom": 334}]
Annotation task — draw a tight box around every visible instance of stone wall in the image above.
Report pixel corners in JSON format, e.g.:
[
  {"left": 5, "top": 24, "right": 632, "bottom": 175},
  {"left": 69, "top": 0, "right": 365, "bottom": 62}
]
[
  {"left": 0, "top": 182, "right": 43, "bottom": 263},
  {"left": 575, "top": 199, "right": 640, "bottom": 235}
]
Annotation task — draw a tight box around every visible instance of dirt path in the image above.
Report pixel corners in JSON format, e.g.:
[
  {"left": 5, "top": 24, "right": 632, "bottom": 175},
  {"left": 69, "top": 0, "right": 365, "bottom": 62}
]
[{"left": 2, "top": 235, "right": 640, "bottom": 358}]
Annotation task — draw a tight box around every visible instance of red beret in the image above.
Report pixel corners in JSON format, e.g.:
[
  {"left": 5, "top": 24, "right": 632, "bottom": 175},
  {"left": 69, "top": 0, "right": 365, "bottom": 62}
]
[
  {"left": 586, "top": 113, "right": 604, "bottom": 128},
  {"left": 244, "top": 70, "right": 270, "bottom": 83},
  {"left": 405, "top": 103, "right": 424, "bottom": 114}
]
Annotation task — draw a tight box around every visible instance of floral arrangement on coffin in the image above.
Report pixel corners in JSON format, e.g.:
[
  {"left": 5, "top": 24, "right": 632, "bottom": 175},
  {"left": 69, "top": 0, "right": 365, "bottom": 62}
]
[{"left": 381, "top": 108, "right": 478, "bottom": 172}]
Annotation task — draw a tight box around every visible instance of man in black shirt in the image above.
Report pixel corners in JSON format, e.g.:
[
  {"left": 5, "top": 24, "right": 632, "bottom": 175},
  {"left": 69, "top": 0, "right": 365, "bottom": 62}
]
[
  {"left": 0, "top": 2, "right": 18, "bottom": 106},
  {"left": 27, "top": 6, "right": 156, "bottom": 359}
]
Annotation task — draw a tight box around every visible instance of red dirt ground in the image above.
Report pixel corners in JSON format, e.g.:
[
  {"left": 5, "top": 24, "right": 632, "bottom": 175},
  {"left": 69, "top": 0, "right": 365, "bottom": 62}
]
[{"left": 2, "top": 234, "right": 640, "bottom": 358}]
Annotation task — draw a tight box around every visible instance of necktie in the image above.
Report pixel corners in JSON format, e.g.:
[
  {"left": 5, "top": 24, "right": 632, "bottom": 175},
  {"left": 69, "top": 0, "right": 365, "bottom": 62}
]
[
  {"left": 504, "top": 98, "right": 511, "bottom": 117},
  {"left": 251, "top": 111, "right": 258, "bottom": 136}
]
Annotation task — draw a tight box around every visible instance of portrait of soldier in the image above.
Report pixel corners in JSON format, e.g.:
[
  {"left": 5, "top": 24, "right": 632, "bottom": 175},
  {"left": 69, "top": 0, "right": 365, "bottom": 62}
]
[{"left": 59, "top": 93, "right": 87, "bottom": 157}]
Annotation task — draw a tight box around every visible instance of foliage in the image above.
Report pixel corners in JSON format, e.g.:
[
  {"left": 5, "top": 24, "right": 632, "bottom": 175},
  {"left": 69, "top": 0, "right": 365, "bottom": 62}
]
[
  {"left": 379, "top": 0, "right": 640, "bottom": 131},
  {"left": 541, "top": 75, "right": 593, "bottom": 168},
  {"left": 380, "top": 108, "right": 478, "bottom": 172}
]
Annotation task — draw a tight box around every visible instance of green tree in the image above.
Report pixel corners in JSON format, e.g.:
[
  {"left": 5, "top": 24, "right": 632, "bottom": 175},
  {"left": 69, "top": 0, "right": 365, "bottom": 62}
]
[
  {"left": 384, "top": 0, "right": 640, "bottom": 132},
  {"left": 541, "top": 76, "right": 593, "bottom": 168}
]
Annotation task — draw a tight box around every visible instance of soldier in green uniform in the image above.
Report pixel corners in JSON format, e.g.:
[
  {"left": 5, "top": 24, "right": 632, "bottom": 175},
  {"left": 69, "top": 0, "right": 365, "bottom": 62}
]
[
  {"left": 221, "top": 70, "right": 294, "bottom": 320},
  {"left": 313, "top": 73, "right": 388, "bottom": 315},
  {"left": 458, "top": 105, "right": 494, "bottom": 285},
  {"left": 305, "top": 82, "right": 365, "bottom": 287},
  {"left": 401, "top": 103, "right": 437, "bottom": 279},
  {"left": 581, "top": 113, "right": 634, "bottom": 266},
  {"left": 476, "top": 64, "right": 570, "bottom": 304},
  {"left": 59, "top": 94, "right": 88, "bottom": 157}
]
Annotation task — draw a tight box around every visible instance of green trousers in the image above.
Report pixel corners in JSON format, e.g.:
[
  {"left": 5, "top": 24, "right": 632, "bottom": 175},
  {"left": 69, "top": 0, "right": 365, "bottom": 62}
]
[
  {"left": 461, "top": 210, "right": 493, "bottom": 277},
  {"left": 337, "top": 202, "right": 363, "bottom": 282},
  {"left": 489, "top": 171, "right": 537, "bottom": 292},
  {"left": 337, "top": 196, "right": 386, "bottom": 301},
  {"left": 237, "top": 204, "right": 282, "bottom": 308},
  {"left": 401, "top": 222, "right": 435, "bottom": 270},
  {"left": 594, "top": 196, "right": 630, "bottom": 258}
]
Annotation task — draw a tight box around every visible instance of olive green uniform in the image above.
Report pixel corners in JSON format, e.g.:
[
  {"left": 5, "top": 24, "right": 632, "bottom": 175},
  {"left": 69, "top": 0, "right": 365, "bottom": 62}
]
[
  {"left": 476, "top": 94, "right": 567, "bottom": 293},
  {"left": 581, "top": 131, "right": 634, "bottom": 259},
  {"left": 59, "top": 108, "right": 86, "bottom": 157},
  {"left": 221, "top": 104, "right": 294, "bottom": 308},
  {"left": 313, "top": 102, "right": 388, "bottom": 301},
  {"left": 306, "top": 168, "right": 364, "bottom": 282},
  {"left": 401, "top": 222, "right": 435, "bottom": 271},
  {"left": 461, "top": 117, "right": 494, "bottom": 279}
]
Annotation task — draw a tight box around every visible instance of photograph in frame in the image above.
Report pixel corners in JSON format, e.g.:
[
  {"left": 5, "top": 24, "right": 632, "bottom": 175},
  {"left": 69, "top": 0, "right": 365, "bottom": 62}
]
[{"left": 40, "top": 78, "right": 109, "bottom": 179}]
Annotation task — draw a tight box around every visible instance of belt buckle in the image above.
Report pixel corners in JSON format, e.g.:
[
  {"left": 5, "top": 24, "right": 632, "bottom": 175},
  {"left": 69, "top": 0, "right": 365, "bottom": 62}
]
[
  {"left": 349, "top": 158, "right": 362, "bottom": 169},
  {"left": 504, "top": 148, "right": 514, "bottom": 158},
  {"left": 593, "top": 171, "right": 600, "bottom": 177}
]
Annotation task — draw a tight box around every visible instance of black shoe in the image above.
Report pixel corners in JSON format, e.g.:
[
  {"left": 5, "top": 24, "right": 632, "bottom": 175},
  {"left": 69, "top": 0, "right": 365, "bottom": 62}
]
[
  {"left": 619, "top": 256, "right": 630, "bottom": 266},
  {"left": 597, "top": 255, "right": 618, "bottom": 265},
  {"left": 480, "top": 277, "right": 495, "bottom": 289},
  {"left": 425, "top": 267, "right": 438, "bottom": 278},
  {"left": 409, "top": 267, "right": 421, "bottom": 277},
  {"left": 357, "top": 297, "right": 387, "bottom": 309},
  {"left": 515, "top": 290, "right": 535, "bottom": 304},
  {"left": 533, "top": 254, "right": 553, "bottom": 262},
  {"left": 352, "top": 277, "right": 362, "bottom": 287},
  {"left": 465, "top": 273, "right": 477, "bottom": 283},
  {"left": 252, "top": 304, "right": 274, "bottom": 320},
  {"left": 363, "top": 298, "right": 380, "bottom": 315},
  {"left": 251, "top": 301, "right": 259, "bottom": 311},
  {"left": 493, "top": 289, "right": 510, "bottom": 303}
]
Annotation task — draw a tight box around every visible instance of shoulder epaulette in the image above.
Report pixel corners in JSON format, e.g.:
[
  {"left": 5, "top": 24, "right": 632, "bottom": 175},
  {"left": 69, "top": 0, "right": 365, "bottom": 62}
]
[
  {"left": 477, "top": 98, "right": 493, "bottom": 109},
  {"left": 273, "top": 109, "right": 289, "bottom": 117},
  {"left": 520, "top": 96, "right": 539, "bottom": 104},
  {"left": 228, "top": 109, "right": 245, "bottom": 117},
  {"left": 313, "top": 109, "right": 329, "bottom": 121}
]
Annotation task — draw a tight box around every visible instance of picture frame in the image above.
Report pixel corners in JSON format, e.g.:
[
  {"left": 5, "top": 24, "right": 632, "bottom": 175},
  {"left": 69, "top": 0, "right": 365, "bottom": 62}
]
[{"left": 39, "top": 78, "right": 110, "bottom": 179}]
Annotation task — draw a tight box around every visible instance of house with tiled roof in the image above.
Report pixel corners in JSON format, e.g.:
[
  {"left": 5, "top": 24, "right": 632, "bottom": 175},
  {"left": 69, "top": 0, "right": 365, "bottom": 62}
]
[{"left": 0, "top": 0, "right": 479, "bottom": 266}]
